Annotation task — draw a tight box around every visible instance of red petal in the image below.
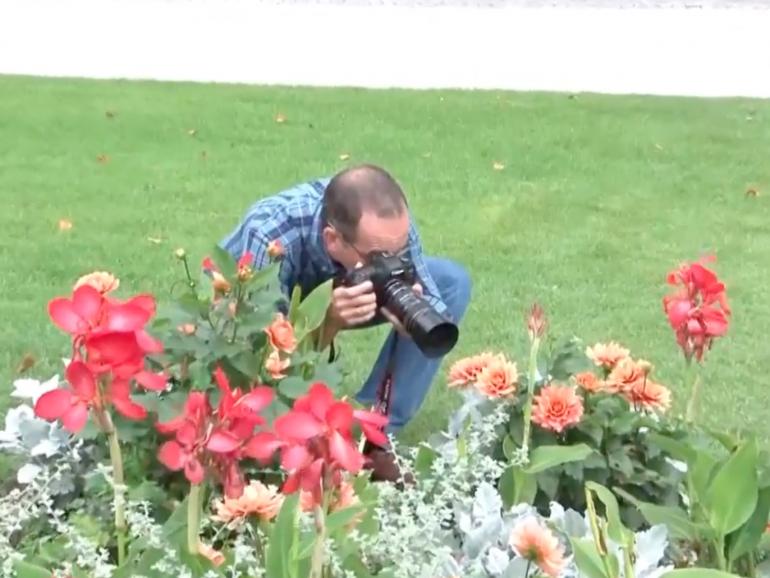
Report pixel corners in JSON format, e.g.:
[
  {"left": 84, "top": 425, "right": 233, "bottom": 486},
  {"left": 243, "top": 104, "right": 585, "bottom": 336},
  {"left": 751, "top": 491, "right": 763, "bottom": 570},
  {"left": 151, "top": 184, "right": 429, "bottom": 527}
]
[
  {"left": 281, "top": 444, "right": 313, "bottom": 471},
  {"left": 299, "top": 458, "right": 324, "bottom": 492},
  {"left": 61, "top": 401, "right": 90, "bottom": 433},
  {"left": 72, "top": 285, "right": 103, "bottom": 324},
  {"left": 329, "top": 430, "right": 364, "bottom": 473},
  {"left": 135, "top": 370, "right": 167, "bottom": 391},
  {"left": 238, "top": 386, "right": 274, "bottom": 414},
  {"left": 281, "top": 472, "right": 301, "bottom": 495},
  {"left": 353, "top": 409, "right": 389, "bottom": 428},
  {"left": 48, "top": 298, "right": 86, "bottom": 334},
  {"left": 185, "top": 458, "right": 206, "bottom": 484},
  {"left": 275, "top": 411, "right": 324, "bottom": 441},
  {"left": 237, "top": 251, "right": 254, "bottom": 269},
  {"left": 202, "top": 257, "right": 216, "bottom": 271},
  {"left": 243, "top": 432, "right": 284, "bottom": 462},
  {"left": 112, "top": 395, "right": 148, "bottom": 421},
  {"left": 135, "top": 329, "right": 164, "bottom": 354},
  {"left": 34, "top": 388, "right": 74, "bottom": 421},
  {"left": 326, "top": 401, "right": 353, "bottom": 432},
  {"left": 213, "top": 366, "right": 231, "bottom": 394},
  {"left": 360, "top": 421, "right": 388, "bottom": 447},
  {"left": 306, "top": 382, "right": 334, "bottom": 421},
  {"left": 206, "top": 430, "right": 241, "bottom": 453},
  {"left": 177, "top": 422, "right": 199, "bottom": 446},
  {"left": 224, "top": 464, "right": 245, "bottom": 499},
  {"left": 158, "top": 440, "right": 186, "bottom": 470},
  {"left": 124, "top": 294, "right": 156, "bottom": 316},
  {"left": 66, "top": 361, "right": 97, "bottom": 401},
  {"left": 185, "top": 391, "right": 211, "bottom": 416},
  {"left": 664, "top": 297, "right": 692, "bottom": 327},
  {"left": 156, "top": 415, "right": 185, "bottom": 435},
  {"left": 105, "top": 303, "right": 152, "bottom": 332},
  {"left": 86, "top": 332, "right": 143, "bottom": 366},
  {"left": 702, "top": 308, "right": 729, "bottom": 336}
]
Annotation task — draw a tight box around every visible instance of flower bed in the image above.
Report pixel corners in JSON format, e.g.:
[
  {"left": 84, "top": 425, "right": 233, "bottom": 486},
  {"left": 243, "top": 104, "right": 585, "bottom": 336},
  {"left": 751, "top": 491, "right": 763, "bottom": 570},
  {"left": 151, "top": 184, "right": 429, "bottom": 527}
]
[{"left": 1, "top": 249, "right": 768, "bottom": 578}]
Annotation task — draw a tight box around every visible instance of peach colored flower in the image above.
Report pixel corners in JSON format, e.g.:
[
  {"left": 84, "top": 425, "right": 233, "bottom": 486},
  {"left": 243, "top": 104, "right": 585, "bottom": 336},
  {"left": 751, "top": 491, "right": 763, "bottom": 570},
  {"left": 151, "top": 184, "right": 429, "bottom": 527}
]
[
  {"left": 447, "top": 352, "right": 499, "bottom": 388},
  {"left": 605, "top": 357, "right": 646, "bottom": 395},
  {"left": 573, "top": 371, "right": 604, "bottom": 393},
  {"left": 475, "top": 355, "right": 518, "bottom": 398},
  {"left": 212, "top": 480, "right": 284, "bottom": 524},
  {"left": 509, "top": 517, "right": 567, "bottom": 578},
  {"left": 623, "top": 379, "right": 672, "bottom": 413},
  {"left": 265, "top": 349, "right": 290, "bottom": 380},
  {"left": 586, "top": 341, "right": 630, "bottom": 370},
  {"left": 267, "top": 239, "right": 284, "bottom": 259},
  {"left": 265, "top": 313, "right": 297, "bottom": 354},
  {"left": 211, "top": 271, "right": 231, "bottom": 294},
  {"left": 177, "top": 323, "right": 197, "bottom": 336},
  {"left": 531, "top": 385, "right": 584, "bottom": 433},
  {"left": 198, "top": 542, "right": 225, "bottom": 566},
  {"left": 299, "top": 480, "right": 364, "bottom": 530},
  {"left": 73, "top": 271, "right": 119, "bottom": 295}
]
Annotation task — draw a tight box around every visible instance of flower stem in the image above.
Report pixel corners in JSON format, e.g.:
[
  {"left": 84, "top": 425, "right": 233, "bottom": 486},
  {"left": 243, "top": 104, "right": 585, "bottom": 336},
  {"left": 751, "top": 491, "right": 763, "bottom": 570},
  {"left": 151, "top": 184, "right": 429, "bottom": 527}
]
[
  {"left": 188, "top": 483, "right": 202, "bottom": 555},
  {"left": 685, "top": 363, "right": 701, "bottom": 424},
  {"left": 521, "top": 336, "right": 541, "bottom": 458},
  {"left": 309, "top": 504, "right": 327, "bottom": 578},
  {"left": 523, "top": 560, "right": 532, "bottom": 577},
  {"left": 97, "top": 410, "right": 127, "bottom": 566}
]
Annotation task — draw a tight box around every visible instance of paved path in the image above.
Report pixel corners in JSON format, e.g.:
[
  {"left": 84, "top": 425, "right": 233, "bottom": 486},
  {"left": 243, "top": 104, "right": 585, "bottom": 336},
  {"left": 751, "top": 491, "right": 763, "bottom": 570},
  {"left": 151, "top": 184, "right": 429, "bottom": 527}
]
[{"left": 1, "top": 0, "right": 770, "bottom": 98}]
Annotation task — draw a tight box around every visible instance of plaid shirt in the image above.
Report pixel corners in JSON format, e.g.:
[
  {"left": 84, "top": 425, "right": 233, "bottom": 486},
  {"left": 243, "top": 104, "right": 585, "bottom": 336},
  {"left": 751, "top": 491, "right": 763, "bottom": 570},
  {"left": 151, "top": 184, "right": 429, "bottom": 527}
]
[{"left": 220, "top": 178, "right": 448, "bottom": 315}]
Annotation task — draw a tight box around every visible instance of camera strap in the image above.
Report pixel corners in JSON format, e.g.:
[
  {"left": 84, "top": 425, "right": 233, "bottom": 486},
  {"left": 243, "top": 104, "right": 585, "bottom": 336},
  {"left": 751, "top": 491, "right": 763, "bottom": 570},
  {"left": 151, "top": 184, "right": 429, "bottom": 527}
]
[{"left": 373, "top": 333, "right": 399, "bottom": 419}]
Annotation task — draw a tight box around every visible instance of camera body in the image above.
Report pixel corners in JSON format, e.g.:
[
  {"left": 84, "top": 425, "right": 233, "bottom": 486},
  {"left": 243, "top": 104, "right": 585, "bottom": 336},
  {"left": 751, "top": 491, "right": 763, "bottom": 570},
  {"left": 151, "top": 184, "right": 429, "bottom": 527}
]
[{"left": 338, "top": 251, "right": 459, "bottom": 359}]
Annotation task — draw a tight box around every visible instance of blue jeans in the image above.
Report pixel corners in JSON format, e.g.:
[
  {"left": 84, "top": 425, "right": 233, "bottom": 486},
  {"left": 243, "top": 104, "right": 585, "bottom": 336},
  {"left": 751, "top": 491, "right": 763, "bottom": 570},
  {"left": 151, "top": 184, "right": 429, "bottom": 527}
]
[{"left": 354, "top": 257, "right": 472, "bottom": 432}]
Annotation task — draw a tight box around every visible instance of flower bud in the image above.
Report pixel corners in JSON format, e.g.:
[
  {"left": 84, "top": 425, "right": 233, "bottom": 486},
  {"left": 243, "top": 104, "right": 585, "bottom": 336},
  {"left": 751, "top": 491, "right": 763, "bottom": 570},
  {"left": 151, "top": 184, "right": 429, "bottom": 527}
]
[
  {"left": 526, "top": 302, "right": 548, "bottom": 340},
  {"left": 178, "top": 323, "right": 197, "bottom": 336},
  {"left": 174, "top": 248, "right": 186, "bottom": 260},
  {"left": 267, "top": 239, "right": 284, "bottom": 259}
]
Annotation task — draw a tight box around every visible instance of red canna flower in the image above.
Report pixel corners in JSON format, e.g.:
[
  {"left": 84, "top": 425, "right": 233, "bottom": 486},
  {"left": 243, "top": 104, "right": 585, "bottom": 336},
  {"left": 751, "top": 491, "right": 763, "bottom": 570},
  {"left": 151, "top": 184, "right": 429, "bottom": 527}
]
[
  {"left": 663, "top": 256, "right": 731, "bottom": 362},
  {"left": 35, "top": 361, "right": 97, "bottom": 433},
  {"left": 237, "top": 251, "right": 254, "bottom": 281},
  {"left": 244, "top": 383, "right": 388, "bottom": 506},
  {"left": 157, "top": 367, "right": 274, "bottom": 497}
]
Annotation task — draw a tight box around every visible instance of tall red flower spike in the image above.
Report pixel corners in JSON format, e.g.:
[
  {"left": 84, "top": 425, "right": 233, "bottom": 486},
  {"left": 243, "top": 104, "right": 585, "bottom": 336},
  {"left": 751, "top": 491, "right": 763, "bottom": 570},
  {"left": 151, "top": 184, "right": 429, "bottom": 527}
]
[
  {"left": 35, "top": 282, "right": 167, "bottom": 433},
  {"left": 244, "top": 382, "right": 388, "bottom": 506},
  {"left": 157, "top": 366, "right": 274, "bottom": 497},
  {"left": 663, "top": 256, "right": 731, "bottom": 362}
]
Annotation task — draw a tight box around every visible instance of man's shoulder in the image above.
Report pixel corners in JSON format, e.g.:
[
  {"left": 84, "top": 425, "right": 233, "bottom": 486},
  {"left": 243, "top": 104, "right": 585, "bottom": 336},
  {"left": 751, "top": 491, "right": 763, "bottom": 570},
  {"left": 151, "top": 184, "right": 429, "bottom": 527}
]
[{"left": 246, "top": 178, "right": 329, "bottom": 219}]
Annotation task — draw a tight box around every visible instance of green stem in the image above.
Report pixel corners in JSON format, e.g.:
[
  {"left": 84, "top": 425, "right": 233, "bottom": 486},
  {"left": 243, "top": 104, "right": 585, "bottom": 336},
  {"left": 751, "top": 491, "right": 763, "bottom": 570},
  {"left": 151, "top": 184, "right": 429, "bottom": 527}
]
[
  {"left": 521, "top": 336, "right": 541, "bottom": 457},
  {"left": 309, "top": 504, "right": 327, "bottom": 578},
  {"left": 188, "top": 483, "right": 202, "bottom": 555},
  {"left": 523, "top": 560, "right": 531, "bottom": 577},
  {"left": 685, "top": 366, "right": 701, "bottom": 424},
  {"left": 106, "top": 425, "right": 127, "bottom": 566},
  {"left": 715, "top": 535, "right": 727, "bottom": 571}
]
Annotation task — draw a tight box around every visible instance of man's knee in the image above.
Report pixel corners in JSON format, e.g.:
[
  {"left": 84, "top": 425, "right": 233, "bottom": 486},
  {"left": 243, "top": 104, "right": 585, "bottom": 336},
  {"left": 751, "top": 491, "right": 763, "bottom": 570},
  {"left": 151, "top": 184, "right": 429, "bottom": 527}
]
[{"left": 426, "top": 257, "right": 472, "bottom": 316}]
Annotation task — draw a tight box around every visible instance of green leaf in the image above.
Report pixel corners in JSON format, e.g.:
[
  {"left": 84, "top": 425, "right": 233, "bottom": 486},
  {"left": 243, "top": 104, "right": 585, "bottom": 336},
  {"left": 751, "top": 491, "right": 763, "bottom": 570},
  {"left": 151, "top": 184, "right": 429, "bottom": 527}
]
[
  {"left": 266, "top": 493, "right": 301, "bottom": 578},
  {"left": 278, "top": 376, "right": 311, "bottom": 399},
  {"left": 500, "top": 465, "right": 538, "bottom": 508},
  {"left": 727, "top": 485, "right": 770, "bottom": 563},
  {"left": 211, "top": 244, "right": 237, "bottom": 280},
  {"left": 311, "top": 359, "right": 344, "bottom": 391},
  {"left": 608, "top": 446, "right": 635, "bottom": 478},
  {"left": 614, "top": 487, "right": 703, "bottom": 540},
  {"left": 415, "top": 445, "right": 438, "bottom": 477},
  {"left": 326, "top": 505, "right": 367, "bottom": 533},
  {"left": 502, "top": 435, "right": 517, "bottom": 460},
  {"left": 585, "top": 482, "right": 631, "bottom": 544},
  {"left": 705, "top": 438, "right": 759, "bottom": 536},
  {"left": 524, "top": 443, "right": 594, "bottom": 474},
  {"left": 294, "top": 279, "right": 333, "bottom": 340},
  {"left": 548, "top": 336, "right": 591, "bottom": 381},
  {"left": 12, "top": 560, "right": 53, "bottom": 578},
  {"left": 661, "top": 570, "right": 742, "bottom": 578},
  {"left": 288, "top": 285, "right": 303, "bottom": 325},
  {"left": 568, "top": 538, "right": 609, "bottom": 578},
  {"left": 229, "top": 350, "right": 264, "bottom": 379},
  {"left": 647, "top": 432, "right": 698, "bottom": 463}
]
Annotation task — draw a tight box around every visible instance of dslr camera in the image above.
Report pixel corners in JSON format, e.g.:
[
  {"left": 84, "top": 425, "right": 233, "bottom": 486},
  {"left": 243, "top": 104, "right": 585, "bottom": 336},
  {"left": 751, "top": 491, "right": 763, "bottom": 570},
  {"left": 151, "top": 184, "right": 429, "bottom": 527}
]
[{"left": 338, "top": 251, "right": 458, "bottom": 358}]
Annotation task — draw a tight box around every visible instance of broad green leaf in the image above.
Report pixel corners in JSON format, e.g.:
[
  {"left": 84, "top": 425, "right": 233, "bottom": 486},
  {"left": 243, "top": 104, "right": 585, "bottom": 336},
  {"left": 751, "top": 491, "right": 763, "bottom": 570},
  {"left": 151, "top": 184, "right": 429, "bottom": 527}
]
[
  {"left": 266, "top": 493, "right": 300, "bottom": 578},
  {"left": 568, "top": 538, "right": 609, "bottom": 578},
  {"left": 311, "top": 359, "right": 343, "bottom": 391},
  {"left": 244, "top": 261, "right": 281, "bottom": 292},
  {"left": 294, "top": 279, "right": 334, "bottom": 341},
  {"left": 502, "top": 434, "right": 516, "bottom": 460},
  {"left": 415, "top": 445, "right": 438, "bottom": 477},
  {"left": 647, "top": 432, "right": 698, "bottom": 463},
  {"left": 661, "top": 570, "right": 741, "bottom": 578},
  {"left": 586, "top": 481, "right": 630, "bottom": 544},
  {"left": 229, "top": 350, "right": 264, "bottom": 379},
  {"left": 524, "top": 443, "right": 594, "bottom": 474},
  {"left": 704, "top": 427, "right": 739, "bottom": 452},
  {"left": 548, "top": 336, "right": 591, "bottom": 380},
  {"left": 210, "top": 244, "right": 237, "bottom": 280},
  {"left": 288, "top": 285, "right": 303, "bottom": 325},
  {"left": 326, "top": 504, "right": 367, "bottom": 533},
  {"left": 278, "top": 376, "right": 311, "bottom": 399},
  {"left": 727, "top": 485, "right": 770, "bottom": 563},
  {"left": 705, "top": 438, "right": 759, "bottom": 536},
  {"left": 499, "top": 465, "right": 516, "bottom": 509},
  {"left": 12, "top": 561, "right": 52, "bottom": 578},
  {"left": 614, "top": 487, "right": 703, "bottom": 540},
  {"left": 691, "top": 450, "right": 719, "bottom": 500}
]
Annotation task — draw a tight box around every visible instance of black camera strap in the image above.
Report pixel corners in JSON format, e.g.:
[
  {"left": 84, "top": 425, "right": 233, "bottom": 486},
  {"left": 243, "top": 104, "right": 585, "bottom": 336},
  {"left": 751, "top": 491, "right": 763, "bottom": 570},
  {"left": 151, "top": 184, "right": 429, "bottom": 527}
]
[{"left": 373, "top": 332, "right": 399, "bottom": 421}]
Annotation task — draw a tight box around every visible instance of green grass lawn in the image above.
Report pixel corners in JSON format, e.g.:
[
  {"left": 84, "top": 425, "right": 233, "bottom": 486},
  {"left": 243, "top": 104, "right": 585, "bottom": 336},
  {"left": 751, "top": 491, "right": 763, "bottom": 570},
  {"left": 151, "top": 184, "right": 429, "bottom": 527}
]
[{"left": 1, "top": 75, "right": 769, "bottom": 446}]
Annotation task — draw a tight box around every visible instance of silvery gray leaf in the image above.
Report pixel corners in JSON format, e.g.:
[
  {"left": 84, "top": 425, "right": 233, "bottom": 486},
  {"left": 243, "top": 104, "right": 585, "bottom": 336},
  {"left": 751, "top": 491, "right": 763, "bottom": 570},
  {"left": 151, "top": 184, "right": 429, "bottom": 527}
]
[
  {"left": 17, "top": 462, "right": 43, "bottom": 484},
  {"left": 562, "top": 508, "right": 589, "bottom": 538},
  {"left": 11, "top": 375, "right": 59, "bottom": 404},
  {"left": 501, "top": 557, "right": 530, "bottom": 578},
  {"left": 641, "top": 566, "right": 675, "bottom": 578},
  {"left": 18, "top": 417, "right": 51, "bottom": 450},
  {"left": 31, "top": 438, "right": 61, "bottom": 457},
  {"left": 472, "top": 482, "right": 503, "bottom": 520},
  {"left": 484, "top": 546, "right": 511, "bottom": 576},
  {"left": 464, "top": 518, "right": 503, "bottom": 560},
  {"left": 634, "top": 524, "right": 669, "bottom": 575},
  {"left": 3, "top": 405, "right": 35, "bottom": 437},
  {"left": 49, "top": 473, "right": 76, "bottom": 496},
  {"left": 757, "top": 559, "right": 770, "bottom": 578},
  {"left": 665, "top": 457, "right": 688, "bottom": 473},
  {"left": 434, "top": 552, "right": 463, "bottom": 578}
]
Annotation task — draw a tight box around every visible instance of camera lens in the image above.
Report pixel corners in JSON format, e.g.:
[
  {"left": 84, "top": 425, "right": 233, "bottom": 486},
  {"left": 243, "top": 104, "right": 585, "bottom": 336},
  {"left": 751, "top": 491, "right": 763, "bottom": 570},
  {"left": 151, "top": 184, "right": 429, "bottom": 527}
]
[{"left": 382, "top": 280, "right": 459, "bottom": 358}]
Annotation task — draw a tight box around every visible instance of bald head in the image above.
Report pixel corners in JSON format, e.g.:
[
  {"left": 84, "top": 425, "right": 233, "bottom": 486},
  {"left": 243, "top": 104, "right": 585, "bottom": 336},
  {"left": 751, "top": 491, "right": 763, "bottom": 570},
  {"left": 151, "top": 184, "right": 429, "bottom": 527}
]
[{"left": 322, "top": 164, "right": 408, "bottom": 242}]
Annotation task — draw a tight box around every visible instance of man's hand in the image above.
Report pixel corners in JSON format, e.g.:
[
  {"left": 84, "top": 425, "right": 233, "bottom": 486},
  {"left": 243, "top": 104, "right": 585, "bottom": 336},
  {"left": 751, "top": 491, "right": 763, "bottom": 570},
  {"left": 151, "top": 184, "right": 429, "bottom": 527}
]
[
  {"left": 327, "top": 280, "right": 378, "bottom": 330},
  {"left": 381, "top": 283, "right": 423, "bottom": 337}
]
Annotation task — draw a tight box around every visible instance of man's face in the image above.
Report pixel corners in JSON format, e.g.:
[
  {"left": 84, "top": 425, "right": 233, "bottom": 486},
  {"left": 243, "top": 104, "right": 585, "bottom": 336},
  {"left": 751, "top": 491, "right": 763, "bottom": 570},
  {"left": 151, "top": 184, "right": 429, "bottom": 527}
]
[{"left": 325, "top": 209, "right": 410, "bottom": 271}]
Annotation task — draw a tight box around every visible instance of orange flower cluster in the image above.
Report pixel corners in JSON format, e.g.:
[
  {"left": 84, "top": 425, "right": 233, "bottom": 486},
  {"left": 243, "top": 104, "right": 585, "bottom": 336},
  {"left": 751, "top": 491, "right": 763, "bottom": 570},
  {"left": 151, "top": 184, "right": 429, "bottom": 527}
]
[{"left": 447, "top": 352, "right": 519, "bottom": 398}]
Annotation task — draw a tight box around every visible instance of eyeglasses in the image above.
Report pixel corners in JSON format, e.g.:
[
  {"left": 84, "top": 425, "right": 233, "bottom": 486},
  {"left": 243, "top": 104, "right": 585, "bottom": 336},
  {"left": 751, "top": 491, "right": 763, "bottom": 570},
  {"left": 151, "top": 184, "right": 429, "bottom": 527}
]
[{"left": 329, "top": 221, "right": 410, "bottom": 263}]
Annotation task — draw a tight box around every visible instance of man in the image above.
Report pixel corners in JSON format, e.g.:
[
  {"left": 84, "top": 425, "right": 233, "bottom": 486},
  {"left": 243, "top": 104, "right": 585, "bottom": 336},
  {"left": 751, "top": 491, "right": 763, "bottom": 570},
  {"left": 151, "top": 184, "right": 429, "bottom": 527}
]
[{"left": 220, "top": 164, "right": 472, "bottom": 481}]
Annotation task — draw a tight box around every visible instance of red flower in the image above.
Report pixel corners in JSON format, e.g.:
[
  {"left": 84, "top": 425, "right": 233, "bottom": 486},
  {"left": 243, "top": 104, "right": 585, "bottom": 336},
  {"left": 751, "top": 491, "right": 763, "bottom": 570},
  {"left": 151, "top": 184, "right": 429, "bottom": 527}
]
[
  {"left": 245, "top": 383, "right": 388, "bottom": 506},
  {"left": 157, "top": 367, "right": 274, "bottom": 497},
  {"left": 663, "top": 256, "right": 731, "bottom": 362},
  {"left": 35, "top": 361, "right": 97, "bottom": 433}
]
